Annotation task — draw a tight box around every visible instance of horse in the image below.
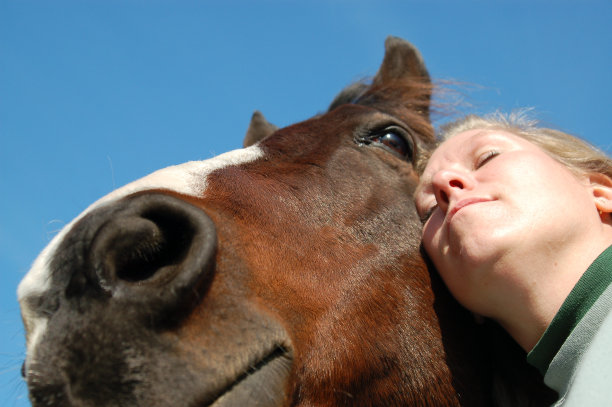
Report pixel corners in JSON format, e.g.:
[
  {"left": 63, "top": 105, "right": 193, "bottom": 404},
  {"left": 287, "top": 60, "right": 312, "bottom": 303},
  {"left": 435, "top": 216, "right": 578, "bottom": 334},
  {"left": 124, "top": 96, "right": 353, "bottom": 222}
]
[{"left": 18, "top": 37, "right": 555, "bottom": 406}]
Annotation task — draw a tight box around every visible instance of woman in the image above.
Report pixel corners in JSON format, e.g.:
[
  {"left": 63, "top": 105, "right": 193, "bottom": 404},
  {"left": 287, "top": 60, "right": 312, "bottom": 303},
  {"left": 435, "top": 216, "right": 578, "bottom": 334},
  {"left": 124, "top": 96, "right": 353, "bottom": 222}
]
[{"left": 414, "top": 112, "right": 612, "bottom": 405}]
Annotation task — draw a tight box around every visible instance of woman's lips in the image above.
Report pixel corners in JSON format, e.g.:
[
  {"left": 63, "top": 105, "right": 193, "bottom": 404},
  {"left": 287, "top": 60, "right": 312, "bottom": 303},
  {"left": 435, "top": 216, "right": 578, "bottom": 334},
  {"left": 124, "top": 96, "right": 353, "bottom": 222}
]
[{"left": 447, "top": 198, "right": 493, "bottom": 223}]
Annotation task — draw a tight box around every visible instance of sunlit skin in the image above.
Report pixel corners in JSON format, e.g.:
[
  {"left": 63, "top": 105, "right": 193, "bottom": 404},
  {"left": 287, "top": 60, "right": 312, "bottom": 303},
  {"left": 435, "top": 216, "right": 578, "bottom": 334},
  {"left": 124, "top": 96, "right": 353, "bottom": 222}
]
[{"left": 415, "top": 129, "right": 612, "bottom": 351}]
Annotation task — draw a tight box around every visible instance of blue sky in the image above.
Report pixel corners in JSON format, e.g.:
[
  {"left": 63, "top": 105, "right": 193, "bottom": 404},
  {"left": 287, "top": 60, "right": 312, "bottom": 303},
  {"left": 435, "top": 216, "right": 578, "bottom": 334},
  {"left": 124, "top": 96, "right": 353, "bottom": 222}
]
[{"left": 1, "top": 1, "right": 611, "bottom": 405}]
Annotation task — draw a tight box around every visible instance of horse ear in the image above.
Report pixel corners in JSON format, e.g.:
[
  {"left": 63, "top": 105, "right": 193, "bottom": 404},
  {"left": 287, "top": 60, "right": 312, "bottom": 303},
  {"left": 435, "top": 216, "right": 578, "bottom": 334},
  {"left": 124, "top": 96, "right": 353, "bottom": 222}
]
[
  {"left": 243, "top": 111, "right": 279, "bottom": 147},
  {"left": 373, "top": 36, "right": 430, "bottom": 86}
]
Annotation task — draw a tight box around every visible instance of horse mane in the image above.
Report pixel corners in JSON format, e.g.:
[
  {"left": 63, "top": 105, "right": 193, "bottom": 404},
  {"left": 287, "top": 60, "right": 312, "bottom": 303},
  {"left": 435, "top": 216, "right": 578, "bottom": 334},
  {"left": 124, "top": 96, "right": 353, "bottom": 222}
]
[{"left": 327, "top": 81, "right": 370, "bottom": 112}]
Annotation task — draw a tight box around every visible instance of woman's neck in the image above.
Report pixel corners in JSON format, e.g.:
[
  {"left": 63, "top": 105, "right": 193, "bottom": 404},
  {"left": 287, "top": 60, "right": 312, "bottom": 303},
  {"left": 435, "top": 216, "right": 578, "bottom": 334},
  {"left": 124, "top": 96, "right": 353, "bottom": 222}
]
[{"left": 493, "top": 234, "right": 612, "bottom": 352}]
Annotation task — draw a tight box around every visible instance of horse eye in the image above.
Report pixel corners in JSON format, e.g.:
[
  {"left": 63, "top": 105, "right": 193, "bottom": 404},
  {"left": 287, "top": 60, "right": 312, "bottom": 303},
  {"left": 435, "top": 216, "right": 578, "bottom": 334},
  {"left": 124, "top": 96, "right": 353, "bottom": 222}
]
[{"left": 371, "top": 128, "right": 413, "bottom": 160}]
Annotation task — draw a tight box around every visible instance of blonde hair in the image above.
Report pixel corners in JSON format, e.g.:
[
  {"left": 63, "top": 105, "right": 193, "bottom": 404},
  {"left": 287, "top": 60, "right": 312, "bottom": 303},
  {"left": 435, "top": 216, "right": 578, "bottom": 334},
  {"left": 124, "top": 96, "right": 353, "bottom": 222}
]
[{"left": 436, "top": 111, "right": 612, "bottom": 180}]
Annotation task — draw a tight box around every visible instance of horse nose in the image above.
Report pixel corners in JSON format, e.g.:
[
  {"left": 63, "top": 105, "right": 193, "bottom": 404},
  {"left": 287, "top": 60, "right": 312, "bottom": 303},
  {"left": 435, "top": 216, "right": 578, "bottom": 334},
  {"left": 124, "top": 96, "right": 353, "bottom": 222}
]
[{"left": 62, "top": 193, "right": 217, "bottom": 324}]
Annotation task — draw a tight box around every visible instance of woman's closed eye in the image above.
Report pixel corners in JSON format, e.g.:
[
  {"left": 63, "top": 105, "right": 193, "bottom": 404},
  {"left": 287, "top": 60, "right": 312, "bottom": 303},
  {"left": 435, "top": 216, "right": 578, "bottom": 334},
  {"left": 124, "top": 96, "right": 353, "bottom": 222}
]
[{"left": 476, "top": 150, "right": 500, "bottom": 168}]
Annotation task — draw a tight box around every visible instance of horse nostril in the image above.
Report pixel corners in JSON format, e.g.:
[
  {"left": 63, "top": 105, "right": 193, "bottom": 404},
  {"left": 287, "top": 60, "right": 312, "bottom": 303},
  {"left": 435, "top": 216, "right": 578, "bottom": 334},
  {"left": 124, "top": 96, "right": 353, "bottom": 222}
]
[
  {"left": 94, "top": 193, "right": 216, "bottom": 292},
  {"left": 94, "top": 208, "right": 194, "bottom": 284},
  {"left": 60, "top": 193, "right": 217, "bottom": 323}
]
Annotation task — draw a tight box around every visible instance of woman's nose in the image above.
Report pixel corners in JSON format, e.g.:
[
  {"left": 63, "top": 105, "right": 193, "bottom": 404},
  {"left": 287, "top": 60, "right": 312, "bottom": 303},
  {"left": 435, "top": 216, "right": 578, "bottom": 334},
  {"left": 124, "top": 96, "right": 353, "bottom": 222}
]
[{"left": 431, "top": 169, "right": 472, "bottom": 213}]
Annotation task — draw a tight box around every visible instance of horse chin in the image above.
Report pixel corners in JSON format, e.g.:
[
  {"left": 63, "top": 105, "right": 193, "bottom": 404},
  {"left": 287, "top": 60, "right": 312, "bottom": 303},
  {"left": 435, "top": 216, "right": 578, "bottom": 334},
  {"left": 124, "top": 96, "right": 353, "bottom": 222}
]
[{"left": 207, "top": 346, "right": 292, "bottom": 407}]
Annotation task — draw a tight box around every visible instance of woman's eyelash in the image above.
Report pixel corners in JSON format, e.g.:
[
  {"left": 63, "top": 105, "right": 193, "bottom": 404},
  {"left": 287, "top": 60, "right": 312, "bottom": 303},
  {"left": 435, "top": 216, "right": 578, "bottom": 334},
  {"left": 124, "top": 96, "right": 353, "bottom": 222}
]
[
  {"left": 476, "top": 150, "right": 500, "bottom": 168},
  {"left": 420, "top": 205, "right": 438, "bottom": 224}
]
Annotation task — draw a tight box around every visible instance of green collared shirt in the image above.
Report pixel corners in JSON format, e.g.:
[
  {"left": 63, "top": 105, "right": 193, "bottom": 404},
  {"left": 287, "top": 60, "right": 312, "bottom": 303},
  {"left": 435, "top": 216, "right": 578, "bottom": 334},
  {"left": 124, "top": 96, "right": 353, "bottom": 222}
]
[{"left": 527, "top": 244, "right": 612, "bottom": 376}]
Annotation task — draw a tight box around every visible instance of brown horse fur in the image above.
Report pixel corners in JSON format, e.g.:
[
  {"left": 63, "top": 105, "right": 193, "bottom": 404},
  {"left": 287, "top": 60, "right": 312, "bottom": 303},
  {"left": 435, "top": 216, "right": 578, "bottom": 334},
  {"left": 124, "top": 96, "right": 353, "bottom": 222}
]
[{"left": 19, "top": 37, "right": 555, "bottom": 406}]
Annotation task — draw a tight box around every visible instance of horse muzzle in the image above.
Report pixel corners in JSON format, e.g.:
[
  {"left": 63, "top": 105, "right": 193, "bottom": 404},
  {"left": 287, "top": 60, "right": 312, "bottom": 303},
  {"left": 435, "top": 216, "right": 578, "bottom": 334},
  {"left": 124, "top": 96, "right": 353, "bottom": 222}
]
[
  {"left": 22, "top": 192, "right": 292, "bottom": 407},
  {"left": 64, "top": 192, "right": 217, "bottom": 322}
]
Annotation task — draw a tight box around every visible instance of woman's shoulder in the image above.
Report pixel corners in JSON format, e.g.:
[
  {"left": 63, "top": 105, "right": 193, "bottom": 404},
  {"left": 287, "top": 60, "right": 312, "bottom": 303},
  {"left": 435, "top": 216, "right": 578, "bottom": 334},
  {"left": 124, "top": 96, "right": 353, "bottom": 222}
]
[{"left": 553, "top": 303, "right": 612, "bottom": 405}]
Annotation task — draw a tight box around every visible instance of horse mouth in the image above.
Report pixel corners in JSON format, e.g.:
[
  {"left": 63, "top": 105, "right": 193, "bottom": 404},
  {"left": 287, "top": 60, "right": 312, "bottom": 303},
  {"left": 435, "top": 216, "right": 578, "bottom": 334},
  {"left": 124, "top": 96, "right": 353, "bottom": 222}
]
[{"left": 206, "top": 345, "right": 293, "bottom": 407}]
